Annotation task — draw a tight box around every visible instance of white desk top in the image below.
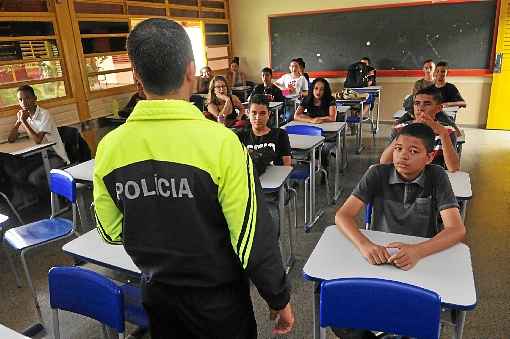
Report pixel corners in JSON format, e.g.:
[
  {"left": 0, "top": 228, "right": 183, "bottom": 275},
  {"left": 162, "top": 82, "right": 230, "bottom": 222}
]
[
  {"left": 444, "top": 106, "right": 460, "bottom": 113},
  {"left": 0, "top": 213, "right": 8, "bottom": 224},
  {"left": 0, "top": 324, "right": 31, "bottom": 339},
  {"left": 304, "top": 226, "right": 476, "bottom": 309},
  {"left": 64, "top": 159, "right": 94, "bottom": 183},
  {"left": 232, "top": 85, "right": 251, "bottom": 91},
  {"left": 259, "top": 166, "right": 293, "bottom": 190},
  {"left": 447, "top": 171, "right": 472, "bottom": 199},
  {"left": 282, "top": 121, "right": 346, "bottom": 133},
  {"left": 0, "top": 139, "right": 55, "bottom": 157},
  {"left": 336, "top": 98, "right": 366, "bottom": 104},
  {"left": 63, "top": 229, "right": 140, "bottom": 275},
  {"left": 288, "top": 134, "right": 324, "bottom": 151},
  {"left": 348, "top": 86, "right": 382, "bottom": 94}
]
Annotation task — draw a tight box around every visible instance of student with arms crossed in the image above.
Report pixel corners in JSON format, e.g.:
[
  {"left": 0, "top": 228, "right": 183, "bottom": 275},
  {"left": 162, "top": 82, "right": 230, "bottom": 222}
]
[
  {"left": 93, "top": 18, "right": 293, "bottom": 338},
  {"left": 333, "top": 123, "right": 466, "bottom": 339},
  {"left": 380, "top": 87, "right": 460, "bottom": 172},
  {"left": 226, "top": 56, "right": 247, "bottom": 88},
  {"left": 431, "top": 61, "right": 466, "bottom": 108}
]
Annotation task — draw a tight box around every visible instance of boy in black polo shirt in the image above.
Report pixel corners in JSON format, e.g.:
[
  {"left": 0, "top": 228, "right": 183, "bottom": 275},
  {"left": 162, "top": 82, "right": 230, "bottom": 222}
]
[{"left": 333, "top": 123, "right": 466, "bottom": 339}]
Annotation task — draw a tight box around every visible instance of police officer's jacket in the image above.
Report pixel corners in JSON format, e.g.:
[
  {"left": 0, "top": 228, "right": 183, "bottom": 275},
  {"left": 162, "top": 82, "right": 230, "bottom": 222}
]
[{"left": 93, "top": 100, "right": 289, "bottom": 310}]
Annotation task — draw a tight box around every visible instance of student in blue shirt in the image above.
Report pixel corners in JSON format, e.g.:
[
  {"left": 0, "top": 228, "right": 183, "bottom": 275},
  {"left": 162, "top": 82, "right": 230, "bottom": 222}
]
[{"left": 333, "top": 123, "right": 466, "bottom": 338}]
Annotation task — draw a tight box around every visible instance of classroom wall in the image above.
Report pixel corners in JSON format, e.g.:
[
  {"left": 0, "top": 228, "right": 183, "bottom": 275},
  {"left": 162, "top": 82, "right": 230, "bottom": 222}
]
[{"left": 229, "top": 0, "right": 492, "bottom": 127}]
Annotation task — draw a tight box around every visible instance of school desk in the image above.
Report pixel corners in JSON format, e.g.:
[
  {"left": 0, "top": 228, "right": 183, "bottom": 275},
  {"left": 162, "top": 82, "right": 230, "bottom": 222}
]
[
  {"left": 336, "top": 98, "right": 369, "bottom": 154},
  {"left": 346, "top": 86, "right": 383, "bottom": 134}
]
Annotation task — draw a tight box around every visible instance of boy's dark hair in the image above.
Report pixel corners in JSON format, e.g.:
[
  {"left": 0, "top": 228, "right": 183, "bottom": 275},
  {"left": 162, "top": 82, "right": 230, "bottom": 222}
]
[
  {"left": 249, "top": 94, "right": 269, "bottom": 109},
  {"left": 290, "top": 58, "right": 301, "bottom": 65},
  {"left": 423, "top": 59, "right": 434, "bottom": 65},
  {"left": 436, "top": 61, "right": 448, "bottom": 68},
  {"left": 261, "top": 67, "right": 272, "bottom": 75},
  {"left": 361, "top": 56, "right": 371, "bottom": 64},
  {"left": 397, "top": 123, "right": 435, "bottom": 153},
  {"left": 17, "top": 84, "right": 36, "bottom": 97},
  {"left": 295, "top": 57, "right": 305, "bottom": 69},
  {"left": 126, "top": 18, "right": 194, "bottom": 96},
  {"left": 415, "top": 86, "right": 443, "bottom": 104}
]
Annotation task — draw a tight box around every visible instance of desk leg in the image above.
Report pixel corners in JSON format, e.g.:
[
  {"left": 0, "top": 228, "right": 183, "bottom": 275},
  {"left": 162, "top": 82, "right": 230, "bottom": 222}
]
[
  {"left": 280, "top": 185, "right": 294, "bottom": 274},
  {"left": 275, "top": 106, "right": 280, "bottom": 128},
  {"left": 334, "top": 129, "right": 342, "bottom": 202},
  {"left": 305, "top": 146, "right": 320, "bottom": 232},
  {"left": 376, "top": 91, "right": 381, "bottom": 133},
  {"left": 452, "top": 309, "right": 467, "bottom": 339},
  {"left": 41, "top": 149, "right": 60, "bottom": 210},
  {"left": 313, "top": 281, "right": 322, "bottom": 339},
  {"left": 357, "top": 102, "right": 364, "bottom": 154}
]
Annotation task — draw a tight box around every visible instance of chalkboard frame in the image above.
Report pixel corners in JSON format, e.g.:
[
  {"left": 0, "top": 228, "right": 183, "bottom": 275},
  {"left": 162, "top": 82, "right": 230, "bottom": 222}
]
[{"left": 268, "top": 0, "right": 499, "bottom": 77}]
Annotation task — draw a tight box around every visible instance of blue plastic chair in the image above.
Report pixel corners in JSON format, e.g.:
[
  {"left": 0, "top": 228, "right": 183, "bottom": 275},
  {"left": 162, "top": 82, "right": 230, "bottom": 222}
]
[
  {"left": 49, "top": 266, "right": 148, "bottom": 339},
  {"left": 0, "top": 193, "right": 24, "bottom": 287},
  {"left": 320, "top": 278, "right": 441, "bottom": 339},
  {"left": 286, "top": 125, "right": 330, "bottom": 228},
  {"left": 3, "top": 169, "right": 78, "bottom": 318},
  {"left": 49, "top": 266, "right": 140, "bottom": 339}
]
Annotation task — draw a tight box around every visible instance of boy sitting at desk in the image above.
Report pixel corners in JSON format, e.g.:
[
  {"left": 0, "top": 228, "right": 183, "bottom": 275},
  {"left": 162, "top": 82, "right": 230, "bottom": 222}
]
[
  {"left": 249, "top": 67, "right": 285, "bottom": 103},
  {"left": 380, "top": 87, "right": 460, "bottom": 172},
  {"left": 333, "top": 123, "right": 466, "bottom": 339},
  {"left": 237, "top": 94, "right": 291, "bottom": 167},
  {"left": 5, "top": 84, "right": 69, "bottom": 206},
  {"left": 430, "top": 61, "right": 466, "bottom": 108}
]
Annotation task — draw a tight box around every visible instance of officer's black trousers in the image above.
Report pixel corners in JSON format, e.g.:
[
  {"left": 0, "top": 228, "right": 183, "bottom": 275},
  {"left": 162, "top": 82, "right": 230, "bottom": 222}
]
[{"left": 141, "top": 278, "right": 258, "bottom": 339}]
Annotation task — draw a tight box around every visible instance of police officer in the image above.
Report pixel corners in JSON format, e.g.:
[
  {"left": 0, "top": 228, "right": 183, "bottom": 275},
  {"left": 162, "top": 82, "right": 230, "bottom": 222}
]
[{"left": 93, "top": 18, "right": 294, "bottom": 338}]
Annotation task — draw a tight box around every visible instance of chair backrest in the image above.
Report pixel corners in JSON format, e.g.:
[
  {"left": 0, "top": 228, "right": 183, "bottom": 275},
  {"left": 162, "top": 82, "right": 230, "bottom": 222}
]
[
  {"left": 48, "top": 266, "right": 125, "bottom": 334},
  {"left": 285, "top": 125, "right": 323, "bottom": 136},
  {"left": 50, "top": 169, "right": 76, "bottom": 203},
  {"left": 364, "top": 203, "right": 373, "bottom": 229},
  {"left": 320, "top": 278, "right": 441, "bottom": 339}
]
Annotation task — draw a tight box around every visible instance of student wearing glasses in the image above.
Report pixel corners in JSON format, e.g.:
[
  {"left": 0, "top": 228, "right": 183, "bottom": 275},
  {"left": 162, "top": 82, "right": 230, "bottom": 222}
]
[{"left": 206, "top": 75, "right": 245, "bottom": 126}]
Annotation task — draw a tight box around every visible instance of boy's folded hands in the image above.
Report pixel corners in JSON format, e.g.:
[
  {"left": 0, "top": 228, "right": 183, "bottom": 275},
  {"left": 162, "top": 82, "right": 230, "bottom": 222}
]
[{"left": 359, "top": 240, "right": 424, "bottom": 270}]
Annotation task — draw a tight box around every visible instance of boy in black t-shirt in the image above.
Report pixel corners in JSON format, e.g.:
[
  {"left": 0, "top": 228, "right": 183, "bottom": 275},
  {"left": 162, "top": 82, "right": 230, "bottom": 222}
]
[
  {"left": 249, "top": 67, "right": 285, "bottom": 103},
  {"left": 430, "top": 61, "right": 466, "bottom": 108},
  {"left": 237, "top": 94, "right": 291, "bottom": 166}
]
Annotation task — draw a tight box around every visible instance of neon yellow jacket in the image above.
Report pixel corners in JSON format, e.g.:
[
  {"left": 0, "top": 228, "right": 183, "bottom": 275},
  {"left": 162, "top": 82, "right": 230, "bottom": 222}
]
[{"left": 93, "top": 100, "right": 289, "bottom": 310}]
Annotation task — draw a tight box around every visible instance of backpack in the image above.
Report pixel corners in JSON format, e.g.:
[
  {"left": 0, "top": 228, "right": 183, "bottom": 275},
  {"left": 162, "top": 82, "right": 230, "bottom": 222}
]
[
  {"left": 58, "top": 126, "right": 92, "bottom": 165},
  {"left": 344, "top": 61, "right": 370, "bottom": 88}
]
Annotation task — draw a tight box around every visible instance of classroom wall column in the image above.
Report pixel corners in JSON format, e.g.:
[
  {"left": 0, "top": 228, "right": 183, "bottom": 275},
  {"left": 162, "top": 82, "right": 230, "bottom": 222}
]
[{"left": 487, "top": 0, "right": 510, "bottom": 130}]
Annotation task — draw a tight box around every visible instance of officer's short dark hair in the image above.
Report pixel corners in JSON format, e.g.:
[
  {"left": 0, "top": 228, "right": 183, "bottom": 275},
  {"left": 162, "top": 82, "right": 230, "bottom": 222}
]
[
  {"left": 397, "top": 123, "right": 435, "bottom": 153},
  {"left": 415, "top": 86, "right": 443, "bottom": 104},
  {"left": 249, "top": 94, "right": 269, "bottom": 109},
  {"left": 126, "top": 18, "right": 194, "bottom": 96},
  {"left": 261, "top": 67, "right": 272, "bottom": 75},
  {"left": 17, "top": 84, "right": 36, "bottom": 97},
  {"left": 436, "top": 61, "right": 448, "bottom": 68}
]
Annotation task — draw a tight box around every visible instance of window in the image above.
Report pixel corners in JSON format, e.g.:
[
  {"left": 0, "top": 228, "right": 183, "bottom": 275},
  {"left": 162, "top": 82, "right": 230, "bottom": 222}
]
[{"left": 0, "top": 19, "right": 68, "bottom": 109}]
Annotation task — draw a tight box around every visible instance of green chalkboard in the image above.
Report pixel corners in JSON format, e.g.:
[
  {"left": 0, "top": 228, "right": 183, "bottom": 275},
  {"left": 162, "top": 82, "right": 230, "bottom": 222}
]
[{"left": 269, "top": 1, "right": 496, "bottom": 71}]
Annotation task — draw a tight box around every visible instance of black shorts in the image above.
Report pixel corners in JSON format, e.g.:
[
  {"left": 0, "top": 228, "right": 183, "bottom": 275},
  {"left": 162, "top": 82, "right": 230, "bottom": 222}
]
[{"left": 141, "top": 278, "right": 257, "bottom": 339}]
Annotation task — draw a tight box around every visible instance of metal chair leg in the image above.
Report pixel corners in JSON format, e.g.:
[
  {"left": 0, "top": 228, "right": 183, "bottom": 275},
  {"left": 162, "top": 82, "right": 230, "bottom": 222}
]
[
  {"left": 52, "top": 309, "right": 61, "bottom": 339},
  {"left": 3, "top": 243, "right": 22, "bottom": 287},
  {"left": 304, "top": 178, "right": 310, "bottom": 228},
  {"left": 0, "top": 192, "right": 24, "bottom": 225},
  {"left": 20, "top": 250, "right": 42, "bottom": 321}
]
